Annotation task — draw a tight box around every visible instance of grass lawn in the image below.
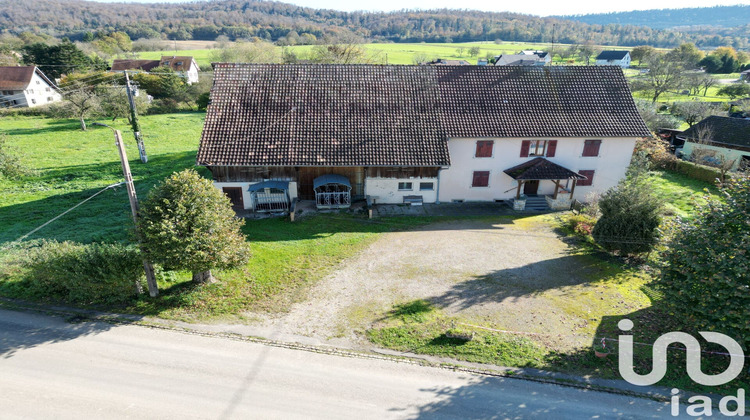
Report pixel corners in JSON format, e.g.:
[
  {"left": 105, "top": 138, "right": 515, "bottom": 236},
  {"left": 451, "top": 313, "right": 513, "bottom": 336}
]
[
  {"left": 646, "top": 170, "right": 719, "bottom": 219},
  {"left": 135, "top": 41, "right": 594, "bottom": 67},
  {"left": 0, "top": 114, "right": 440, "bottom": 320}
]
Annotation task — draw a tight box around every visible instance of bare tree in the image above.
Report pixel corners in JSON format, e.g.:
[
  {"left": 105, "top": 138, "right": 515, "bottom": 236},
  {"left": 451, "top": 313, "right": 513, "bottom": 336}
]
[
  {"left": 631, "top": 54, "right": 686, "bottom": 103},
  {"left": 310, "top": 34, "right": 381, "bottom": 64},
  {"left": 578, "top": 41, "right": 600, "bottom": 65},
  {"left": 671, "top": 101, "right": 721, "bottom": 127}
]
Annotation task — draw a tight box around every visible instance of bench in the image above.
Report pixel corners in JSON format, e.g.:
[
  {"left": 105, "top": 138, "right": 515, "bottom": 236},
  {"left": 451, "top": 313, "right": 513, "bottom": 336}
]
[{"left": 403, "top": 195, "right": 423, "bottom": 206}]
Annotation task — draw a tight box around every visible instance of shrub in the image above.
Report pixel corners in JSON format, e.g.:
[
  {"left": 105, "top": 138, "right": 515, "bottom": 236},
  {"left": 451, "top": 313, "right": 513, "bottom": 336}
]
[
  {"left": 657, "top": 176, "right": 750, "bottom": 347},
  {"left": 566, "top": 214, "right": 597, "bottom": 237},
  {"left": 23, "top": 240, "right": 144, "bottom": 304},
  {"left": 672, "top": 160, "right": 723, "bottom": 184},
  {"left": 592, "top": 175, "right": 663, "bottom": 256},
  {"left": 633, "top": 136, "right": 677, "bottom": 170}
]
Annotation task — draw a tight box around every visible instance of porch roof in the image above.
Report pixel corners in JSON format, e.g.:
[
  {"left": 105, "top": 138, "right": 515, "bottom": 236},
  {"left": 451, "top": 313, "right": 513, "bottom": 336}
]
[
  {"left": 504, "top": 157, "right": 586, "bottom": 180},
  {"left": 247, "top": 180, "right": 290, "bottom": 192}
]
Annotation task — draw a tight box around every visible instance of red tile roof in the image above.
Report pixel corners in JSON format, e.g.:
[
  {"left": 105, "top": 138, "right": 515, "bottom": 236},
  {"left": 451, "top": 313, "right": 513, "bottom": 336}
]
[
  {"left": 198, "top": 64, "right": 649, "bottom": 167},
  {"left": 0, "top": 66, "right": 46, "bottom": 89},
  {"left": 111, "top": 59, "right": 161, "bottom": 72}
]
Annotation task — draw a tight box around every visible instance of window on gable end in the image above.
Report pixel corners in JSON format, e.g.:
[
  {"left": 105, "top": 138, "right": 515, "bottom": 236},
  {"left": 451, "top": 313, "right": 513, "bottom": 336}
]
[
  {"left": 582, "top": 140, "right": 602, "bottom": 157},
  {"left": 472, "top": 171, "right": 490, "bottom": 187},
  {"left": 475, "top": 140, "right": 494, "bottom": 158},
  {"left": 578, "top": 170, "right": 595, "bottom": 186}
]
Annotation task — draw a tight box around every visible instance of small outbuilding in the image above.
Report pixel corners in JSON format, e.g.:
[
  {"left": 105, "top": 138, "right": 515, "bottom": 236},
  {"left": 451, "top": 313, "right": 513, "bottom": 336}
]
[{"left": 313, "top": 175, "right": 352, "bottom": 209}]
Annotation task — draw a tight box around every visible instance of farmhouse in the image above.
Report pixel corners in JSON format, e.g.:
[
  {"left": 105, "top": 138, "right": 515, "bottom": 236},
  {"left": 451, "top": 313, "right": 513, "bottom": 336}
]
[
  {"left": 0, "top": 66, "right": 62, "bottom": 108},
  {"left": 595, "top": 51, "right": 631, "bottom": 68},
  {"left": 197, "top": 64, "right": 649, "bottom": 211},
  {"left": 111, "top": 56, "right": 200, "bottom": 84},
  {"left": 679, "top": 116, "right": 750, "bottom": 171}
]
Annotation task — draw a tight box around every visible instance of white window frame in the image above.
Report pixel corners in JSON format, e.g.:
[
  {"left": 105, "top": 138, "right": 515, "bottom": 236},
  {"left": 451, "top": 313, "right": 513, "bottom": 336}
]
[
  {"left": 528, "top": 140, "right": 548, "bottom": 157},
  {"left": 398, "top": 182, "right": 413, "bottom": 191},
  {"left": 419, "top": 182, "right": 434, "bottom": 191}
]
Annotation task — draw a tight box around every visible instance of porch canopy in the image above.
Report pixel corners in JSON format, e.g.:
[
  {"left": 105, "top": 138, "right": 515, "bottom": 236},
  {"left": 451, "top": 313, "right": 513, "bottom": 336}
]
[
  {"left": 313, "top": 174, "right": 352, "bottom": 209},
  {"left": 503, "top": 157, "right": 587, "bottom": 199},
  {"left": 247, "top": 180, "right": 291, "bottom": 212}
]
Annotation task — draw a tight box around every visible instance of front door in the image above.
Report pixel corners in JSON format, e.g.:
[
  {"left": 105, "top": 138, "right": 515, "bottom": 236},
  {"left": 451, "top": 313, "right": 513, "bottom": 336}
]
[
  {"left": 523, "top": 180, "right": 539, "bottom": 196},
  {"left": 222, "top": 187, "right": 244, "bottom": 209}
]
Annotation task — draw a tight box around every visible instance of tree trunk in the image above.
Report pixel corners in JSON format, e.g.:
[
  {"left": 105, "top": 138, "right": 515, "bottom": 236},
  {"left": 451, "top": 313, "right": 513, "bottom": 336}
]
[
  {"left": 192, "top": 270, "right": 214, "bottom": 284},
  {"left": 79, "top": 116, "right": 87, "bottom": 131}
]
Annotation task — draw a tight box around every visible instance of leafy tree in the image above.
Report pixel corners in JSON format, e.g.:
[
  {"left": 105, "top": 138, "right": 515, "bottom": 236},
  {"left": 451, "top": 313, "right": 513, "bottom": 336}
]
[
  {"left": 592, "top": 173, "right": 663, "bottom": 256},
  {"left": 717, "top": 83, "right": 750, "bottom": 99},
  {"left": 58, "top": 71, "right": 118, "bottom": 130},
  {"left": 22, "top": 40, "right": 104, "bottom": 79},
  {"left": 665, "top": 43, "right": 704, "bottom": 69},
  {"left": 468, "top": 46, "right": 480, "bottom": 57},
  {"left": 137, "top": 169, "right": 250, "bottom": 284},
  {"left": 455, "top": 46, "right": 465, "bottom": 56},
  {"left": 630, "top": 45, "right": 656, "bottom": 66},
  {"left": 700, "top": 46, "right": 741, "bottom": 74},
  {"left": 131, "top": 66, "right": 186, "bottom": 99},
  {"left": 698, "top": 55, "right": 723, "bottom": 73},
  {"left": 657, "top": 175, "right": 750, "bottom": 347}
]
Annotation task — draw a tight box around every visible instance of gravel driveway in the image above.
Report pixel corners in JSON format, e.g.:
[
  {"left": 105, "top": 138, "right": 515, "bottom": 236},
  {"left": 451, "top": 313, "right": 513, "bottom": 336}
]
[{"left": 242, "top": 215, "right": 647, "bottom": 351}]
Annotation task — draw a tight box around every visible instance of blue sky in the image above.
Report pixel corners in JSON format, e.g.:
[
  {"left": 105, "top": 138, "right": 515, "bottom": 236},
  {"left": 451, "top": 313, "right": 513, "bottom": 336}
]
[{"left": 93, "top": 0, "right": 750, "bottom": 16}]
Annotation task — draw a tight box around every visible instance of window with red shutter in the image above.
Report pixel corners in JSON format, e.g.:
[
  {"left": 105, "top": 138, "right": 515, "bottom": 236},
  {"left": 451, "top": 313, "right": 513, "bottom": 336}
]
[
  {"left": 475, "top": 140, "right": 494, "bottom": 158},
  {"left": 546, "top": 140, "right": 557, "bottom": 157},
  {"left": 582, "top": 140, "right": 602, "bottom": 157},
  {"left": 472, "top": 171, "right": 490, "bottom": 187},
  {"left": 520, "top": 140, "right": 530, "bottom": 157},
  {"left": 578, "top": 170, "right": 595, "bottom": 186}
]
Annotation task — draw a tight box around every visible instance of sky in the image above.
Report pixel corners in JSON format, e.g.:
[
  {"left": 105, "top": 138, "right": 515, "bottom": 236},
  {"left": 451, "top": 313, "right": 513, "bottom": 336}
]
[{"left": 95, "top": 0, "right": 750, "bottom": 16}]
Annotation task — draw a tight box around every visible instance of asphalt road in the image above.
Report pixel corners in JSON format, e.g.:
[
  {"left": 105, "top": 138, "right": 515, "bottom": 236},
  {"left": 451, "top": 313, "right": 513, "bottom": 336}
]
[{"left": 0, "top": 308, "right": 680, "bottom": 419}]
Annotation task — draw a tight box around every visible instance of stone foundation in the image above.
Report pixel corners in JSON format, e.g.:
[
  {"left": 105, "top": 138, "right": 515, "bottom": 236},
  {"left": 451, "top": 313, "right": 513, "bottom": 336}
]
[
  {"left": 513, "top": 198, "right": 527, "bottom": 211},
  {"left": 546, "top": 195, "right": 573, "bottom": 211}
]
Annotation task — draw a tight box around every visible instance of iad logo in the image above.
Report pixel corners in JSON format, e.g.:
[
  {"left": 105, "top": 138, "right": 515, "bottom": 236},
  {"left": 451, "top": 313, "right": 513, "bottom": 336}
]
[{"left": 617, "top": 319, "right": 746, "bottom": 417}]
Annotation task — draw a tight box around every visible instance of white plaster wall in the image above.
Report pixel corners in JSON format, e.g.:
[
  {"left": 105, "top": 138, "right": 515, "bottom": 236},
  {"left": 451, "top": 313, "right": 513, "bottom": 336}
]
[
  {"left": 438, "top": 137, "right": 637, "bottom": 202},
  {"left": 366, "top": 177, "right": 438, "bottom": 204},
  {"left": 683, "top": 141, "right": 748, "bottom": 171},
  {"left": 24, "top": 73, "right": 62, "bottom": 107},
  {"left": 213, "top": 181, "right": 298, "bottom": 209}
]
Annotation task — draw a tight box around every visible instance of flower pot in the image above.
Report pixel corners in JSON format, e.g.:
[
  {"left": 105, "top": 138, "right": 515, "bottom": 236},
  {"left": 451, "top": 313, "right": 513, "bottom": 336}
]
[{"left": 594, "top": 350, "right": 610, "bottom": 358}]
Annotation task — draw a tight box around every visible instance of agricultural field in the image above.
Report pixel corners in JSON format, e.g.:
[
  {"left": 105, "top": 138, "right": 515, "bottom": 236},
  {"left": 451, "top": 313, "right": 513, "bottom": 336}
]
[{"left": 136, "top": 40, "right": 606, "bottom": 67}]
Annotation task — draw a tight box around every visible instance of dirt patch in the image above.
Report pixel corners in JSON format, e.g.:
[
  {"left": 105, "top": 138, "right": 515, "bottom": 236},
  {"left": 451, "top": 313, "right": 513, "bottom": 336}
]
[{"left": 241, "top": 215, "right": 650, "bottom": 351}]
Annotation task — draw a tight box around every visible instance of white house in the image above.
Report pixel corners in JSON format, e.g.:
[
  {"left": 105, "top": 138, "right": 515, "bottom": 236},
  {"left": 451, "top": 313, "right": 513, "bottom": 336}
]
[
  {"left": 679, "top": 116, "right": 750, "bottom": 171},
  {"left": 596, "top": 51, "right": 631, "bottom": 68},
  {"left": 0, "top": 66, "right": 62, "bottom": 108},
  {"left": 197, "top": 64, "right": 649, "bottom": 211},
  {"left": 111, "top": 56, "right": 200, "bottom": 84}
]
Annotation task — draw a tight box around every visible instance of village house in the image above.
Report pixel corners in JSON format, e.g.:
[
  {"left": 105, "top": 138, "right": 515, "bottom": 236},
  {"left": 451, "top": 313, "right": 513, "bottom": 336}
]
[
  {"left": 111, "top": 56, "right": 200, "bottom": 84},
  {"left": 0, "top": 66, "right": 62, "bottom": 108},
  {"left": 679, "top": 116, "right": 750, "bottom": 171},
  {"left": 595, "top": 51, "right": 631, "bottom": 68},
  {"left": 197, "top": 64, "right": 649, "bottom": 212}
]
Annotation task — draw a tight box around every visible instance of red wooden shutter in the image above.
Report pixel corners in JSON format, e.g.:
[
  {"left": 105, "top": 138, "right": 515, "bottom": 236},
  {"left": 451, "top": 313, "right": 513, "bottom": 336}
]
[
  {"left": 546, "top": 140, "right": 557, "bottom": 157},
  {"left": 475, "top": 141, "right": 494, "bottom": 157},
  {"left": 578, "top": 170, "right": 595, "bottom": 186},
  {"left": 472, "top": 171, "right": 490, "bottom": 187},
  {"left": 520, "top": 140, "right": 530, "bottom": 157},
  {"left": 583, "top": 140, "right": 602, "bottom": 157}
]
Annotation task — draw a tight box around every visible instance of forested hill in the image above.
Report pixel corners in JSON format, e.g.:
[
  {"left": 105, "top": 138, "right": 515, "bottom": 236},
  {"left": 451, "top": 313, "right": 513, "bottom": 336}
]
[
  {"left": 0, "top": 0, "right": 748, "bottom": 49},
  {"left": 561, "top": 5, "right": 750, "bottom": 29}
]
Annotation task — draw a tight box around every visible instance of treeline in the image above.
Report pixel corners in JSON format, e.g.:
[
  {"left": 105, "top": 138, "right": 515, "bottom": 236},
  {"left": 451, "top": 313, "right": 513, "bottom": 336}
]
[
  {"left": 0, "top": 0, "right": 748, "bottom": 49},
  {"left": 561, "top": 5, "right": 750, "bottom": 30}
]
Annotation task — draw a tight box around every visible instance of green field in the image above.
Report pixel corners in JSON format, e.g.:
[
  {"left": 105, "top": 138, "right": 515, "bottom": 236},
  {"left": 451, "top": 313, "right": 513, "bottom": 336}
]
[
  {"left": 0, "top": 114, "right": 429, "bottom": 319},
  {"left": 136, "top": 41, "right": 593, "bottom": 67}
]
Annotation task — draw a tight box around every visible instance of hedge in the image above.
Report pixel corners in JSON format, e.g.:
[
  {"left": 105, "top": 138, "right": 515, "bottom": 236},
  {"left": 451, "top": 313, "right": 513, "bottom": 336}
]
[{"left": 672, "top": 160, "right": 724, "bottom": 184}]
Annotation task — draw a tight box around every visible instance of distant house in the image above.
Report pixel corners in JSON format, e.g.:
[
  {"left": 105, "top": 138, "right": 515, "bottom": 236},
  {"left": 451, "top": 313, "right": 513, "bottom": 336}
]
[
  {"left": 493, "top": 52, "right": 549, "bottom": 66},
  {"left": 679, "top": 116, "right": 750, "bottom": 171},
  {"left": 111, "top": 56, "right": 200, "bottom": 84},
  {"left": 197, "top": 64, "right": 649, "bottom": 212},
  {"left": 596, "top": 51, "right": 631, "bottom": 68},
  {"left": 740, "top": 69, "right": 750, "bottom": 81},
  {"left": 520, "top": 50, "right": 552, "bottom": 64},
  {"left": 0, "top": 66, "right": 62, "bottom": 108}
]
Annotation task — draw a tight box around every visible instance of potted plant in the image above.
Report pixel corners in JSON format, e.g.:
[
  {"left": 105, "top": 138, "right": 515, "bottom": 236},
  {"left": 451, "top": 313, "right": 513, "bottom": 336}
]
[{"left": 593, "top": 339, "right": 611, "bottom": 358}]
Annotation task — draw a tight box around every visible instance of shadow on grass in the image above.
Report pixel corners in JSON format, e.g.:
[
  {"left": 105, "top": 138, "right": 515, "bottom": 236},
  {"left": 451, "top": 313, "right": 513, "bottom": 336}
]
[
  {"left": 1, "top": 119, "right": 83, "bottom": 136},
  {"left": 0, "top": 151, "right": 199, "bottom": 244}
]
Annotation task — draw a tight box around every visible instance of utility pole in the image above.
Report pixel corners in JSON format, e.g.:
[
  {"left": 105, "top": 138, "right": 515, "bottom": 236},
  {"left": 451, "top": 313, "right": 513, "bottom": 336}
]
[
  {"left": 124, "top": 71, "right": 148, "bottom": 163},
  {"left": 94, "top": 123, "right": 159, "bottom": 297}
]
